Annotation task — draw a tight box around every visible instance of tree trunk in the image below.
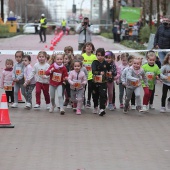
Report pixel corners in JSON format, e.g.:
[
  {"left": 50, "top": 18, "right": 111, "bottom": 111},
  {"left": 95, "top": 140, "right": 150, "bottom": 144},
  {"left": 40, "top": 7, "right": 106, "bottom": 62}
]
[
  {"left": 142, "top": 0, "right": 146, "bottom": 25},
  {"left": 157, "top": 0, "right": 160, "bottom": 27},
  {"left": 114, "top": 0, "right": 116, "bottom": 22},
  {"left": 132, "top": 0, "right": 135, "bottom": 7},
  {"left": 163, "top": 0, "right": 167, "bottom": 15},
  {"left": 149, "top": 0, "right": 153, "bottom": 30}
]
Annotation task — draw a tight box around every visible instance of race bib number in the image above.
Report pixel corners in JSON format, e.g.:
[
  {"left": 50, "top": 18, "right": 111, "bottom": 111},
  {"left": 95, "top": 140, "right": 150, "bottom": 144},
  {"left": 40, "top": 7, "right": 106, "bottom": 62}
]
[
  {"left": 73, "top": 79, "right": 81, "bottom": 88},
  {"left": 106, "top": 72, "right": 112, "bottom": 78},
  {"left": 130, "top": 80, "right": 139, "bottom": 87},
  {"left": 52, "top": 72, "right": 62, "bottom": 82},
  {"left": 16, "top": 67, "right": 21, "bottom": 75},
  {"left": 146, "top": 72, "right": 154, "bottom": 80},
  {"left": 4, "top": 81, "right": 13, "bottom": 91},
  {"left": 167, "top": 73, "right": 170, "bottom": 81},
  {"left": 85, "top": 64, "right": 92, "bottom": 71},
  {"left": 94, "top": 75, "right": 102, "bottom": 83},
  {"left": 38, "top": 69, "right": 45, "bottom": 76}
]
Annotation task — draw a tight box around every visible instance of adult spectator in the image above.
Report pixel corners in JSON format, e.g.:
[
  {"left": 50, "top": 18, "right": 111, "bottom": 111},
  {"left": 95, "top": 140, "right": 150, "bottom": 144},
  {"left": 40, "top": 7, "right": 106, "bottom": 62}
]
[
  {"left": 132, "top": 22, "right": 139, "bottom": 42},
  {"left": 112, "top": 19, "right": 119, "bottom": 43},
  {"left": 39, "top": 14, "right": 47, "bottom": 43},
  {"left": 61, "top": 19, "right": 66, "bottom": 34},
  {"left": 76, "top": 17, "right": 93, "bottom": 50},
  {"left": 154, "top": 15, "right": 170, "bottom": 65}
]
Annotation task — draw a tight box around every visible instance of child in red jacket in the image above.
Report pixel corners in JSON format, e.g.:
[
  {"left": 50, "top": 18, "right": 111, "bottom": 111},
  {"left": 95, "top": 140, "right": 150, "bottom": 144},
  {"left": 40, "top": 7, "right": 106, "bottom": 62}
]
[{"left": 46, "top": 53, "right": 68, "bottom": 114}]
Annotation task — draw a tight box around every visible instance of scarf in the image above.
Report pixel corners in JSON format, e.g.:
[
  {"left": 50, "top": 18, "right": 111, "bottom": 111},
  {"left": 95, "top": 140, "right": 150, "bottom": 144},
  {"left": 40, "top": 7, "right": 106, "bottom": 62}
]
[
  {"left": 5, "top": 68, "right": 13, "bottom": 71},
  {"left": 54, "top": 63, "right": 63, "bottom": 69}
]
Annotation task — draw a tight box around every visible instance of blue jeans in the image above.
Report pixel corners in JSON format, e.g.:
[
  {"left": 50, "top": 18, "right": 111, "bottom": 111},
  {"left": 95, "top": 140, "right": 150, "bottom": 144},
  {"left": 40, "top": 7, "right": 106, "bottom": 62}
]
[{"left": 158, "top": 51, "right": 168, "bottom": 65}]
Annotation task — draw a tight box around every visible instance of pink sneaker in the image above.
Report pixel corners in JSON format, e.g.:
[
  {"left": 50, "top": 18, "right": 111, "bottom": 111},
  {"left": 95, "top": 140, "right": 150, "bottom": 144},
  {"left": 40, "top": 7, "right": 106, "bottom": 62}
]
[
  {"left": 113, "top": 103, "right": 116, "bottom": 109},
  {"left": 76, "top": 109, "right": 81, "bottom": 115},
  {"left": 120, "top": 104, "right": 124, "bottom": 109}
]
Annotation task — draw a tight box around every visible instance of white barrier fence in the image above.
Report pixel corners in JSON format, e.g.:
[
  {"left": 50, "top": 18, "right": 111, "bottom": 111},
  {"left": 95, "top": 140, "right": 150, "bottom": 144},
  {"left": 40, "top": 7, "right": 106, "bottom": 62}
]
[{"left": 0, "top": 49, "right": 170, "bottom": 55}]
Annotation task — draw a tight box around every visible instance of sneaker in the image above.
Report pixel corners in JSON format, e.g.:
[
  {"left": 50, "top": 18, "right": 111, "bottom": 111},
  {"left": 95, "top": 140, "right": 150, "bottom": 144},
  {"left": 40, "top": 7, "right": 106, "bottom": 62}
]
[
  {"left": 140, "top": 105, "right": 149, "bottom": 112},
  {"left": 131, "top": 105, "right": 136, "bottom": 110},
  {"left": 167, "top": 97, "right": 170, "bottom": 109},
  {"left": 86, "top": 100, "right": 91, "bottom": 108},
  {"left": 107, "top": 104, "right": 114, "bottom": 111},
  {"left": 34, "top": 104, "right": 40, "bottom": 109},
  {"left": 49, "top": 104, "right": 56, "bottom": 113},
  {"left": 60, "top": 108, "right": 65, "bottom": 115},
  {"left": 120, "top": 103, "right": 124, "bottom": 109},
  {"left": 82, "top": 105, "right": 85, "bottom": 110},
  {"left": 67, "top": 102, "right": 72, "bottom": 109},
  {"left": 136, "top": 106, "right": 142, "bottom": 112},
  {"left": 113, "top": 104, "right": 116, "bottom": 109},
  {"left": 63, "top": 99, "right": 69, "bottom": 106},
  {"left": 149, "top": 104, "right": 155, "bottom": 110},
  {"left": 11, "top": 103, "right": 18, "bottom": 108},
  {"left": 76, "top": 109, "right": 81, "bottom": 115},
  {"left": 99, "top": 109, "right": 106, "bottom": 116},
  {"left": 160, "top": 107, "right": 166, "bottom": 113},
  {"left": 123, "top": 106, "right": 128, "bottom": 114},
  {"left": 25, "top": 103, "right": 31, "bottom": 109},
  {"left": 46, "top": 104, "right": 50, "bottom": 110},
  {"left": 73, "top": 103, "right": 77, "bottom": 112},
  {"left": 93, "top": 107, "right": 98, "bottom": 114}
]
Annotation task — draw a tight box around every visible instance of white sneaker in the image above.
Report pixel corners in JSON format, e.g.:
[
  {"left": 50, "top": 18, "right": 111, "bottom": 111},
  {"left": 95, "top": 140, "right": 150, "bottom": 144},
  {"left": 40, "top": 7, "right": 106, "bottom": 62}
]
[
  {"left": 149, "top": 104, "right": 155, "bottom": 110},
  {"left": 67, "top": 104, "right": 72, "bottom": 109},
  {"left": 60, "top": 108, "right": 65, "bottom": 115},
  {"left": 11, "top": 103, "right": 18, "bottom": 108},
  {"left": 34, "top": 104, "right": 40, "bottom": 109},
  {"left": 46, "top": 104, "right": 50, "bottom": 110},
  {"left": 140, "top": 105, "right": 148, "bottom": 112},
  {"left": 93, "top": 107, "right": 98, "bottom": 114},
  {"left": 25, "top": 103, "right": 31, "bottom": 109},
  {"left": 49, "top": 104, "right": 56, "bottom": 113},
  {"left": 160, "top": 107, "right": 166, "bottom": 113},
  {"left": 131, "top": 105, "right": 136, "bottom": 110}
]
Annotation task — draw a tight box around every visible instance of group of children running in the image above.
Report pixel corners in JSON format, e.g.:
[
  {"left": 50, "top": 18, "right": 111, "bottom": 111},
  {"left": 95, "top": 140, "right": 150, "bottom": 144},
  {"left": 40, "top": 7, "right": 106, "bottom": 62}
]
[{"left": 0, "top": 42, "right": 170, "bottom": 116}]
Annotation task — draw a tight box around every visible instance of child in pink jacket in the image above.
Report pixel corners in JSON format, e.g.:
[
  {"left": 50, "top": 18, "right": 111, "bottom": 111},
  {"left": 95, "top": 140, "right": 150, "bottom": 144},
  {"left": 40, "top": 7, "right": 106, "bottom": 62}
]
[
  {"left": 68, "top": 60, "right": 87, "bottom": 115},
  {"left": 0, "top": 59, "right": 14, "bottom": 104}
]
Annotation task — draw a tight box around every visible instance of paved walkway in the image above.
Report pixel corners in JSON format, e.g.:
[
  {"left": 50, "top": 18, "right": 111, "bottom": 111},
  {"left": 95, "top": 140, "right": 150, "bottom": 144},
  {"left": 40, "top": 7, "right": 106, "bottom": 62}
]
[{"left": 0, "top": 35, "right": 170, "bottom": 170}]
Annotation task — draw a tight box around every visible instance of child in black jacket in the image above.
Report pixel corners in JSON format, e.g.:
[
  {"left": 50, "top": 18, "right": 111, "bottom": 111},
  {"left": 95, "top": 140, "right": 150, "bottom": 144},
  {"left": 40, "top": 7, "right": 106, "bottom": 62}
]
[{"left": 92, "top": 48, "right": 111, "bottom": 116}]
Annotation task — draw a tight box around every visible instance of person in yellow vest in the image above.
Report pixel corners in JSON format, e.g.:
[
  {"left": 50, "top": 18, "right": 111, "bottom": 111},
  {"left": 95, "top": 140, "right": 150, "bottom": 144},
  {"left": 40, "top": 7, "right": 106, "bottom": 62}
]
[
  {"left": 61, "top": 19, "right": 66, "bottom": 34},
  {"left": 39, "top": 14, "right": 47, "bottom": 43}
]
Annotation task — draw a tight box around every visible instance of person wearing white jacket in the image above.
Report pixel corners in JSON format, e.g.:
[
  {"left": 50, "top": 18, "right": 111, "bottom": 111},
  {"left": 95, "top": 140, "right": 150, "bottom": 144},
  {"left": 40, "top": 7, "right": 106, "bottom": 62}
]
[{"left": 76, "top": 17, "right": 93, "bottom": 50}]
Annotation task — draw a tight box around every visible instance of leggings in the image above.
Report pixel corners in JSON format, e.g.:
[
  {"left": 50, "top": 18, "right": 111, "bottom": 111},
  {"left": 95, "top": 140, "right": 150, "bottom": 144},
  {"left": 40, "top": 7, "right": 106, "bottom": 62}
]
[
  {"left": 161, "top": 84, "right": 170, "bottom": 107},
  {"left": 107, "top": 82, "right": 114, "bottom": 103},
  {"left": 50, "top": 85, "right": 63, "bottom": 109}
]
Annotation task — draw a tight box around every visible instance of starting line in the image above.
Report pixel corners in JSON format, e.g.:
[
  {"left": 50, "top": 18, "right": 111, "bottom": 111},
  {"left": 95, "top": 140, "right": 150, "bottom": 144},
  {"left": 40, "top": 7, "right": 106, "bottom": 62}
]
[{"left": 0, "top": 49, "right": 170, "bottom": 55}]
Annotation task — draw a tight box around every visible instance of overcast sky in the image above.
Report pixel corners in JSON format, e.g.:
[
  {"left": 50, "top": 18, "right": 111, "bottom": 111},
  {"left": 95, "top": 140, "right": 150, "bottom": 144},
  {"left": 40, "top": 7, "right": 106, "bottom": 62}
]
[{"left": 66, "top": 0, "right": 90, "bottom": 10}]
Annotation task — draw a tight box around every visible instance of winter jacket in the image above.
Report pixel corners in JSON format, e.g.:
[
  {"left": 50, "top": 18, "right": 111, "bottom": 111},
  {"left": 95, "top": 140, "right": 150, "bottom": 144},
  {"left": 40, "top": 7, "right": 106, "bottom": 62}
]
[
  {"left": 126, "top": 66, "right": 148, "bottom": 89},
  {"left": 107, "top": 62, "right": 117, "bottom": 82},
  {"left": 154, "top": 24, "right": 170, "bottom": 49},
  {"left": 160, "top": 64, "right": 170, "bottom": 86},
  {"left": 45, "top": 63, "right": 68, "bottom": 87},
  {"left": 12, "top": 62, "right": 25, "bottom": 84},
  {"left": 0, "top": 68, "right": 13, "bottom": 88},
  {"left": 68, "top": 70, "right": 87, "bottom": 90},
  {"left": 76, "top": 24, "right": 93, "bottom": 44}
]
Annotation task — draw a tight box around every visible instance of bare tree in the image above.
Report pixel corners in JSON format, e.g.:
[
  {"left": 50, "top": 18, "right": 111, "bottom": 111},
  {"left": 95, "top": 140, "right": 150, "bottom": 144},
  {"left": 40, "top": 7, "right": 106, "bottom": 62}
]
[
  {"left": 149, "top": 0, "right": 153, "bottom": 29},
  {"left": 157, "top": 0, "right": 160, "bottom": 27}
]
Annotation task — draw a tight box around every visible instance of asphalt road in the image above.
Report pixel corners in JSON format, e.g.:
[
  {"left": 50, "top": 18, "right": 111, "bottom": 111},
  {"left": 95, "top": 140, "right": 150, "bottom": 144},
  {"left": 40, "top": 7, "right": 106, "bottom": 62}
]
[{"left": 0, "top": 34, "right": 170, "bottom": 170}]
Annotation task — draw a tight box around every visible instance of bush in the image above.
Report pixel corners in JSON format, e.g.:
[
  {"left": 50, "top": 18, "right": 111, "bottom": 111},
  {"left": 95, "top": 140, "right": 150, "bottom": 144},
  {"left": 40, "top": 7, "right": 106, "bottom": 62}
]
[
  {"left": 139, "top": 25, "right": 157, "bottom": 43},
  {"left": 100, "top": 32, "right": 113, "bottom": 39},
  {"left": 0, "top": 25, "right": 9, "bottom": 34},
  {"left": 120, "top": 40, "right": 146, "bottom": 55}
]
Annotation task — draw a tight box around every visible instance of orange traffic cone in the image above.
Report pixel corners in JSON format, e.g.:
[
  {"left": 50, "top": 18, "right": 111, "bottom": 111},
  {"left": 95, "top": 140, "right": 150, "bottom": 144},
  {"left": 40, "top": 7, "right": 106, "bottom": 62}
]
[
  {"left": 18, "top": 90, "right": 25, "bottom": 103},
  {"left": 0, "top": 94, "right": 14, "bottom": 128}
]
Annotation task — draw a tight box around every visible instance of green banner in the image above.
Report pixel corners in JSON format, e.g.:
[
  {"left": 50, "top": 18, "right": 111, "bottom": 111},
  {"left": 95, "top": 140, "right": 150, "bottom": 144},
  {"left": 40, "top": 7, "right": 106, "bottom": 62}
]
[{"left": 119, "top": 7, "right": 142, "bottom": 24}]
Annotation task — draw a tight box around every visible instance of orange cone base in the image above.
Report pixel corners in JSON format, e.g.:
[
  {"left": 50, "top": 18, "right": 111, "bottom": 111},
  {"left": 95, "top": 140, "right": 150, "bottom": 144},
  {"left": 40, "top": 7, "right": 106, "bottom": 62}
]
[{"left": 0, "top": 124, "right": 14, "bottom": 128}]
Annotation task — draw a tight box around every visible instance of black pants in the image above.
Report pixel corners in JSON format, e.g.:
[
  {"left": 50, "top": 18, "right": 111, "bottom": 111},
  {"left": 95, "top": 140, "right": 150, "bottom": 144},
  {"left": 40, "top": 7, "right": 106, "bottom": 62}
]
[
  {"left": 149, "top": 85, "right": 155, "bottom": 105},
  {"left": 87, "top": 80, "right": 92, "bottom": 101},
  {"left": 39, "top": 27, "right": 46, "bottom": 42},
  {"left": 63, "top": 83, "right": 71, "bottom": 99},
  {"left": 161, "top": 84, "right": 170, "bottom": 107},
  {"left": 112, "top": 84, "right": 116, "bottom": 104},
  {"left": 131, "top": 92, "right": 135, "bottom": 105},
  {"left": 5, "top": 87, "right": 14, "bottom": 103},
  {"left": 92, "top": 82, "right": 107, "bottom": 109}
]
